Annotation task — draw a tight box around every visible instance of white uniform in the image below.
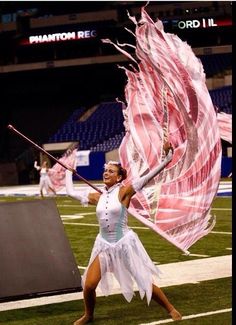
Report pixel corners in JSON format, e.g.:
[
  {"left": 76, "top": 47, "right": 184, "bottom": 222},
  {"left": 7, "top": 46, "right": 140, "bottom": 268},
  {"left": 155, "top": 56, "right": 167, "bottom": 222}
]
[
  {"left": 39, "top": 167, "right": 53, "bottom": 193},
  {"left": 82, "top": 183, "right": 161, "bottom": 305}
]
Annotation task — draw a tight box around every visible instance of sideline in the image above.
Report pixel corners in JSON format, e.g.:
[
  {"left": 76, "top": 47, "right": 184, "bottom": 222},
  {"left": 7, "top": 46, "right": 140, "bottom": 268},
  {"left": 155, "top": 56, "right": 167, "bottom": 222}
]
[
  {"left": 139, "top": 308, "right": 232, "bottom": 324},
  {"left": 0, "top": 181, "right": 231, "bottom": 197},
  {"left": 0, "top": 255, "right": 231, "bottom": 312}
]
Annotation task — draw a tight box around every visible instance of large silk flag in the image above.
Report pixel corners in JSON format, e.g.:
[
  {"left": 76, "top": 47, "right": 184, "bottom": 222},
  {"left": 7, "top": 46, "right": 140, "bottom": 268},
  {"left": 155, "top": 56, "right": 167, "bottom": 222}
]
[
  {"left": 48, "top": 148, "right": 77, "bottom": 191},
  {"left": 217, "top": 112, "right": 232, "bottom": 144},
  {"left": 103, "top": 6, "right": 222, "bottom": 254}
]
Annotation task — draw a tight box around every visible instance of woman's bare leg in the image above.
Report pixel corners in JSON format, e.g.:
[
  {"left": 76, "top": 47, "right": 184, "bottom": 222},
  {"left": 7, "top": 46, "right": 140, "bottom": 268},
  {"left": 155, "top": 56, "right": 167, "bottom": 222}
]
[
  {"left": 49, "top": 186, "right": 56, "bottom": 195},
  {"left": 73, "top": 256, "right": 101, "bottom": 325},
  {"left": 152, "top": 284, "right": 182, "bottom": 321}
]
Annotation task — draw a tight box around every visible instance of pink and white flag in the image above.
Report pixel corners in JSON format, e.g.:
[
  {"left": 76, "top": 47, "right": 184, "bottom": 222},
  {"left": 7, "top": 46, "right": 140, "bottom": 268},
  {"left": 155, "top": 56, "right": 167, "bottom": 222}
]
[
  {"left": 48, "top": 148, "right": 77, "bottom": 191},
  {"left": 104, "top": 6, "right": 222, "bottom": 254},
  {"left": 217, "top": 111, "right": 232, "bottom": 143}
]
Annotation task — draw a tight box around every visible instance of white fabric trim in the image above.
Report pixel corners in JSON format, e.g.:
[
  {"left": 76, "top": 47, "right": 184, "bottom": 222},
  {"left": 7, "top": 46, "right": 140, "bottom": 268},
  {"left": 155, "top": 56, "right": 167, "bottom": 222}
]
[
  {"left": 82, "top": 230, "right": 161, "bottom": 305},
  {"left": 65, "top": 170, "right": 89, "bottom": 206},
  {"left": 132, "top": 150, "right": 173, "bottom": 192}
]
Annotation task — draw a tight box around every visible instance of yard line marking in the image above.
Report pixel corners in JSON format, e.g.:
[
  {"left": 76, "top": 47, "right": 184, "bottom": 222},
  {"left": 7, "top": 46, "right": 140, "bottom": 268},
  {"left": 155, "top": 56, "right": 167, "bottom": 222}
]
[
  {"left": 63, "top": 222, "right": 150, "bottom": 230},
  {"left": 0, "top": 256, "right": 231, "bottom": 311},
  {"left": 63, "top": 222, "right": 99, "bottom": 227},
  {"left": 58, "top": 204, "right": 90, "bottom": 207},
  {"left": 211, "top": 208, "right": 231, "bottom": 211},
  {"left": 211, "top": 231, "right": 231, "bottom": 235},
  {"left": 186, "top": 253, "right": 209, "bottom": 257},
  {"left": 77, "top": 266, "right": 86, "bottom": 270},
  {"left": 130, "top": 226, "right": 151, "bottom": 230},
  {"left": 62, "top": 222, "right": 232, "bottom": 235},
  {"left": 62, "top": 215, "right": 84, "bottom": 220},
  {"left": 139, "top": 308, "right": 232, "bottom": 324},
  {"left": 61, "top": 212, "right": 96, "bottom": 219},
  {"left": 62, "top": 221, "right": 148, "bottom": 229},
  {"left": 59, "top": 207, "right": 231, "bottom": 211}
]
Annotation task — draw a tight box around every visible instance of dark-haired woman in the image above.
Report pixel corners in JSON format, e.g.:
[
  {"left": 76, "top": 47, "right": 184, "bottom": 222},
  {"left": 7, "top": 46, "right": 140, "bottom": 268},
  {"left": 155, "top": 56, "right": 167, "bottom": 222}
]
[{"left": 66, "top": 144, "right": 182, "bottom": 324}]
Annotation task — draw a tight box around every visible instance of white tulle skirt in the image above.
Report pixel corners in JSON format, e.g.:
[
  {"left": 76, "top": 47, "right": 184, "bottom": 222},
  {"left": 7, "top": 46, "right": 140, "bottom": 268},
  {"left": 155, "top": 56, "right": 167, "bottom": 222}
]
[{"left": 82, "top": 229, "right": 161, "bottom": 304}]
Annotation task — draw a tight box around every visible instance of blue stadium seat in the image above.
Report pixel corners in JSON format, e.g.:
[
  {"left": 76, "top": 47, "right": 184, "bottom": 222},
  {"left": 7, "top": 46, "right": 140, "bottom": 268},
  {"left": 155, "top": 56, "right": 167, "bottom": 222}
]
[
  {"left": 198, "top": 53, "right": 231, "bottom": 77},
  {"left": 209, "top": 86, "right": 232, "bottom": 114},
  {"left": 48, "top": 82, "right": 231, "bottom": 151}
]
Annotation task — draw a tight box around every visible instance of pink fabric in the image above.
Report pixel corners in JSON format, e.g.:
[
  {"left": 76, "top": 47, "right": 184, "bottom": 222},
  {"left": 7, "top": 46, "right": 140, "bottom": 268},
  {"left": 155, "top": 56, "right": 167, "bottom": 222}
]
[
  {"left": 104, "top": 7, "right": 222, "bottom": 253},
  {"left": 48, "top": 149, "right": 77, "bottom": 191},
  {"left": 217, "top": 112, "right": 232, "bottom": 143}
]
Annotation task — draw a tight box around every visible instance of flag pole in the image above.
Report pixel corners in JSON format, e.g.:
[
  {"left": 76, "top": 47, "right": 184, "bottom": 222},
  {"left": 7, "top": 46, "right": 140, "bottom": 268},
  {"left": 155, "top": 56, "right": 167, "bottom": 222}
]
[{"left": 7, "top": 124, "right": 102, "bottom": 193}]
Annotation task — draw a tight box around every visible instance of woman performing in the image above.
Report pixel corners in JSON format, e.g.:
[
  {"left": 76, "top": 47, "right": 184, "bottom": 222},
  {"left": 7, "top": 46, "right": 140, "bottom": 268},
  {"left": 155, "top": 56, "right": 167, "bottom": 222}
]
[
  {"left": 66, "top": 142, "right": 182, "bottom": 325},
  {"left": 34, "top": 160, "right": 56, "bottom": 198}
]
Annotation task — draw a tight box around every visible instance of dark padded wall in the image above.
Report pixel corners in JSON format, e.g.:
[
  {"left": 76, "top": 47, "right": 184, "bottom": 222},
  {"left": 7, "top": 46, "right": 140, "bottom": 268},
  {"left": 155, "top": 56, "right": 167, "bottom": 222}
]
[{"left": 0, "top": 199, "right": 82, "bottom": 301}]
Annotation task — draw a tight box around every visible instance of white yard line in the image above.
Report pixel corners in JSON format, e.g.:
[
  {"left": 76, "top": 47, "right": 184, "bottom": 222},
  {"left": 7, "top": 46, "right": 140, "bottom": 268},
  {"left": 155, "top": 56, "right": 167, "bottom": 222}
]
[
  {"left": 63, "top": 221, "right": 232, "bottom": 235},
  {"left": 0, "top": 184, "right": 232, "bottom": 313},
  {"left": 211, "top": 208, "right": 231, "bottom": 210},
  {"left": 63, "top": 222, "right": 99, "bottom": 227},
  {"left": 211, "top": 231, "right": 231, "bottom": 235},
  {"left": 186, "top": 253, "right": 210, "bottom": 257},
  {"left": 0, "top": 255, "right": 231, "bottom": 312},
  {"left": 139, "top": 308, "right": 232, "bottom": 324},
  {"left": 0, "top": 181, "right": 231, "bottom": 197}
]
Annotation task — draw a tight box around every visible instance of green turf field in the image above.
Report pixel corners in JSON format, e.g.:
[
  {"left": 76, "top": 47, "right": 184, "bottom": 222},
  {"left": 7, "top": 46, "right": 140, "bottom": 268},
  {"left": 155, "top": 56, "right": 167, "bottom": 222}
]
[{"left": 0, "top": 193, "right": 232, "bottom": 324}]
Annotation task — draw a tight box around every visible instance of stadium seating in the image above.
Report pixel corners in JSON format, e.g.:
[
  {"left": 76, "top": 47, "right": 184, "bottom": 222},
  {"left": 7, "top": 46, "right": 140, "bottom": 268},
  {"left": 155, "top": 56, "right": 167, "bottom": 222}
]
[
  {"left": 209, "top": 85, "right": 232, "bottom": 114},
  {"left": 198, "top": 53, "right": 232, "bottom": 77},
  {"left": 48, "top": 82, "right": 231, "bottom": 152},
  {"left": 48, "top": 102, "right": 125, "bottom": 151},
  {"left": 48, "top": 50, "right": 232, "bottom": 153},
  {"left": 48, "top": 85, "right": 232, "bottom": 151}
]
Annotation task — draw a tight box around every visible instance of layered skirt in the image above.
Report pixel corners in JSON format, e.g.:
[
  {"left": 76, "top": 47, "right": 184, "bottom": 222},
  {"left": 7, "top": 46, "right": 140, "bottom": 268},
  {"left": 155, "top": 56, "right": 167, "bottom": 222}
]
[{"left": 82, "top": 229, "right": 161, "bottom": 304}]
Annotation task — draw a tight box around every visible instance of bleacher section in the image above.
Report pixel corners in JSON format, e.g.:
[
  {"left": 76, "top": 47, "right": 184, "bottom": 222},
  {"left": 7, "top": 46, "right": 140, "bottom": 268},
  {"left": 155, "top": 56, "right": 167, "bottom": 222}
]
[
  {"left": 48, "top": 86, "right": 231, "bottom": 153},
  {"left": 198, "top": 53, "right": 231, "bottom": 78},
  {"left": 48, "top": 102, "right": 125, "bottom": 152},
  {"left": 48, "top": 53, "right": 232, "bottom": 153},
  {"left": 209, "top": 86, "right": 232, "bottom": 114},
  {"left": 48, "top": 107, "right": 87, "bottom": 143},
  {"left": 90, "top": 132, "right": 125, "bottom": 152}
]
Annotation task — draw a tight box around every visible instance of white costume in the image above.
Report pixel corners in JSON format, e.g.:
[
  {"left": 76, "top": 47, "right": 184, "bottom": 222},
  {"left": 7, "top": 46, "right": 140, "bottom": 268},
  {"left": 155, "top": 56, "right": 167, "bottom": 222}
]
[
  {"left": 65, "top": 151, "right": 173, "bottom": 304},
  {"left": 34, "top": 162, "right": 54, "bottom": 194},
  {"left": 86, "top": 183, "right": 161, "bottom": 304},
  {"left": 66, "top": 173, "right": 162, "bottom": 305}
]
